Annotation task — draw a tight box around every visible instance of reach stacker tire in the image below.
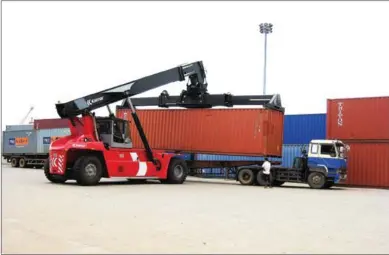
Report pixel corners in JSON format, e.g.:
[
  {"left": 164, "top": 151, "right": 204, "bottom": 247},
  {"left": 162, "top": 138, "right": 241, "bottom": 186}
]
[
  {"left": 162, "top": 158, "right": 188, "bottom": 184},
  {"left": 74, "top": 156, "right": 103, "bottom": 186},
  {"left": 44, "top": 160, "right": 67, "bottom": 184}
]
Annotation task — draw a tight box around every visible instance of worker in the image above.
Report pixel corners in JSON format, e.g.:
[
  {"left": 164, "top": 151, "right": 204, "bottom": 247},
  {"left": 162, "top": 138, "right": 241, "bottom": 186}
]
[{"left": 262, "top": 157, "right": 272, "bottom": 188}]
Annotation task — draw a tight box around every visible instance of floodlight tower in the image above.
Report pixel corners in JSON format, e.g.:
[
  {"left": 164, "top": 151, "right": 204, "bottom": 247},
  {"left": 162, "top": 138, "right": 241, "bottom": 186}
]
[{"left": 259, "top": 23, "right": 273, "bottom": 95}]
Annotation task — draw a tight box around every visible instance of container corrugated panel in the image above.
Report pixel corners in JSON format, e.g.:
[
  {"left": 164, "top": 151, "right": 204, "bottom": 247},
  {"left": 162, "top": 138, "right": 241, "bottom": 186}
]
[
  {"left": 327, "top": 96, "right": 389, "bottom": 140},
  {"left": 34, "top": 118, "right": 69, "bottom": 130},
  {"left": 283, "top": 114, "right": 326, "bottom": 144},
  {"left": 117, "top": 108, "right": 284, "bottom": 157},
  {"left": 5, "top": 125, "right": 34, "bottom": 131},
  {"left": 2, "top": 130, "right": 38, "bottom": 154},
  {"left": 344, "top": 142, "right": 389, "bottom": 188},
  {"left": 36, "top": 128, "right": 71, "bottom": 153},
  {"left": 281, "top": 144, "right": 308, "bottom": 168}
]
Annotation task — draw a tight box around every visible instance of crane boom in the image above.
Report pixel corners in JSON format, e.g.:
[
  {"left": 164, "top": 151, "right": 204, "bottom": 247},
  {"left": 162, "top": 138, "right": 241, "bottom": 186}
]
[
  {"left": 20, "top": 106, "right": 34, "bottom": 124},
  {"left": 55, "top": 61, "right": 207, "bottom": 118}
]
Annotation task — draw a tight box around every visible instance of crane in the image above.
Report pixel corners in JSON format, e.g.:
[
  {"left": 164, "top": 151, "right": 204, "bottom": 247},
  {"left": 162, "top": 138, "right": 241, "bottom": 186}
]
[{"left": 20, "top": 106, "right": 34, "bottom": 125}]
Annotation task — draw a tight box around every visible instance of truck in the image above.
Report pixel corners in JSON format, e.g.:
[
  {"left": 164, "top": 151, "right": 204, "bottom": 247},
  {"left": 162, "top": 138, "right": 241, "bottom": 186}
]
[
  {"left": 2, "top": 125, "right": 70, "bottom": 168},
  {"left": 123, "top": 94, "right": 349, "bottom": 190},
  {"left": 45, "top": 61, "right": 282, "bottom": 186},
  {"left": 235, "top": 139, "right": 349, "bottom": 189}
]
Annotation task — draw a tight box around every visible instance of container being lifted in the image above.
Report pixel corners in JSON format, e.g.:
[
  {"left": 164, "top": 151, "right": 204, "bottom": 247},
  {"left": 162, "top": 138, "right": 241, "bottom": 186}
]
[{"left": 44, "top": 61, "right": 284, "bottom": 186}]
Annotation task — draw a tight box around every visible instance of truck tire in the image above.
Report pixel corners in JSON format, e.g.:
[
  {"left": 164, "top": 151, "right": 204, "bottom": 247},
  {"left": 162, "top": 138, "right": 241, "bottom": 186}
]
[
  {"left": 256, "top": 171, "right": 267, "bottom": 186},
  {"left": 11, "top": 157, "right": 19, "bottom": 168},
  {"left": 238, "top": 168, "right": 254, "bottom": 185},
  {"left": 44, "top": 159, "right": 67, "bottom": 184},
  {"left": 163, "top": 158, "right": 188, "bottom": 184},
  {"left": 19, "top": 158, "right": 28, "bottom": 168},
  {"left": 308, "top": 172, "right": 326, "bottom": 189},
  {"left": 74, "top": 156, "right": 103, "bottom": 186}
]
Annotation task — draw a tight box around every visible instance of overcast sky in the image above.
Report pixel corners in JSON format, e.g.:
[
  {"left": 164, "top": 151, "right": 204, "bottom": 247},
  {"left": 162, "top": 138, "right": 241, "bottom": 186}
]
[{"left": 2, "top": 1, "right": 389, "bottom": 129}]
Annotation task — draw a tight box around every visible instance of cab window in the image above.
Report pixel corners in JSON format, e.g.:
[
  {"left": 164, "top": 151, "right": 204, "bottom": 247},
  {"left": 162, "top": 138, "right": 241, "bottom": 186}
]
[
  {"left": 320, "top": 144, "right": 337, "bottom": 157},
  {"left": 311, "top": 144, "right": 319, "bottom": 154}
]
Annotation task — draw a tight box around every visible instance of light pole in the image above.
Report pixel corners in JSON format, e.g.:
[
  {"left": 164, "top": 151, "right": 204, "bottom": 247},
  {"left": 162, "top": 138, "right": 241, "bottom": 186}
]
[{"left": 259, "top": 23, "right": 273, "bottom": 95}]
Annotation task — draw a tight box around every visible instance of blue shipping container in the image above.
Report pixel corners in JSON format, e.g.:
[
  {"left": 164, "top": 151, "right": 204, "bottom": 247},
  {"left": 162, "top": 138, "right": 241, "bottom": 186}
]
[
  {"left": 283, "top": 114, "right": 326, "bottom": 145},
  {"left": 281, "top": 144, "right": 308, "bottom": 168}
]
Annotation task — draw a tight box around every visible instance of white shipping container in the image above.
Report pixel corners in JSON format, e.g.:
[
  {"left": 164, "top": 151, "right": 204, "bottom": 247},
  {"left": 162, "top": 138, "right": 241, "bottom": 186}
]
[{"left": 36, "top": 128, "right": 71, "bottom": 153}]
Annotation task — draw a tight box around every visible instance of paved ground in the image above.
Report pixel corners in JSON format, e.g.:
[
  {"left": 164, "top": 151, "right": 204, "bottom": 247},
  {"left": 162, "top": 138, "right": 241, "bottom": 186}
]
[{"left": 2, "top": 163, "right": 389, "bottom": 254}]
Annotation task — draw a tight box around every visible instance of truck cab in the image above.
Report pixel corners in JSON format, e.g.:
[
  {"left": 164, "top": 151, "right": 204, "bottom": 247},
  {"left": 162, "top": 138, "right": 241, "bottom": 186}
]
[
  {"left": 306, "top": 139, "right": 348, "bottom": 187},
  {"left": 273, "top": 139, "right": 349, "bottom": 189},
  {"left": 237, "top": 139, "right": 349, "bottom": 189}
]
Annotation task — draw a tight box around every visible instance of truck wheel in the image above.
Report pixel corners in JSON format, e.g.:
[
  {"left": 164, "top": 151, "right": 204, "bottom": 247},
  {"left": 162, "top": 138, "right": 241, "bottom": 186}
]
[
  {"left": 44, "top": 159, "right": 67, "bottom": 184},
  {"left": 308, "top": 172, "right": 326, "bottom": 189},
  {"left": 238, "top": 169, "right": 254, "bottom": 185},
  {"left": 74, "top": 156, "right": 103, "bottom": 186},
  {"left": 256, "top": 171, "right": 267, "bottom": 186},
  {"left": 19, "top": 158, "right": 28, "bottom": 168},
  {"left": 164, "top": 158, "right": 188, "bottom": 184},
  {"left": 11, "top": 157, "right": 19, "bottom": 168}
]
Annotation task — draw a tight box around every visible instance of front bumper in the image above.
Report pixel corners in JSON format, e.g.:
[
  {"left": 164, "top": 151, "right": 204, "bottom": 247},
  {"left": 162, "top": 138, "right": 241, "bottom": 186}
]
[{"left": 334, "top": 168, "right": 347, "bottom": 184}]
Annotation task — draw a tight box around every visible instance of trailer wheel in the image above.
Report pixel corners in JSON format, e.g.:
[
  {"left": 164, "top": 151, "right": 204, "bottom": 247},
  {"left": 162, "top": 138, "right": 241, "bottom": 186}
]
[
  {"left": 163, "top": 158, "right": 188, "bottom": 184},
  {"left": 19, "top": 158, "right": 28, "bottom": 168},
  {"left": 74, "top": 156, "right": 103, "bottom": 186},
  {"left": 238, "top": 169, "right": 254, "bottom": 185},
  {"left": 11, "top": 157, "right": 19, "bottom": 168},
  {"left": 44, "top": 160, "right": 67, "bottom": 184},
  {"left": 308, "top": 172, "right": 326, "bottom": 189}
]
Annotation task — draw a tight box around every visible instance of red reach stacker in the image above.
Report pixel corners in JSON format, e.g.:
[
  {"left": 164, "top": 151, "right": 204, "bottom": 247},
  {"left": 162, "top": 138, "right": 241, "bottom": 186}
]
[{"left": 45, "top": 61, "right": 283, "bottom": 186}]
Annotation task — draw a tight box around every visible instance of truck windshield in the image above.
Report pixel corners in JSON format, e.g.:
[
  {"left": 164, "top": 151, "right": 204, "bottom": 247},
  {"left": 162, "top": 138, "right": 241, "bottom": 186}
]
[{"left": 336, "top": 143, "right": 347, "bottom": 159}]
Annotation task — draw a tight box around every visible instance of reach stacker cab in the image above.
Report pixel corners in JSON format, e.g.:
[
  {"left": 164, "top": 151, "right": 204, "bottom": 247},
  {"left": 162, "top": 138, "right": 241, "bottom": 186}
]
[{"left": 236, "top": 139, "right": 349, "bottom": 189}]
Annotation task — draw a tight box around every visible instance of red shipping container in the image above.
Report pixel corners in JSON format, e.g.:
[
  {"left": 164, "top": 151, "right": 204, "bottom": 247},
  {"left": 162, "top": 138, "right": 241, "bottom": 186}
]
[
  {"left": 116, "top": 108, "right": 284, "bottom": 157},
  {"left": 344, "top": 141, "right": 389, "bottom": 188},
  {"left": 327, "top": 96, "right": 389, "bottom": 140},
  {"left": 34, "top": 118, "right": 69, "bottom": 130}
]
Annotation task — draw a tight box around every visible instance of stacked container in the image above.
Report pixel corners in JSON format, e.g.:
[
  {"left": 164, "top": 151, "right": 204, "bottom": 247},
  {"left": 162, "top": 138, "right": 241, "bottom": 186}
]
[
  {"left": 327, "top": 96, "right": 389, "bottom": 188},
  {"left": 281, "top": 113, "right": 326, "bottom": 167}
]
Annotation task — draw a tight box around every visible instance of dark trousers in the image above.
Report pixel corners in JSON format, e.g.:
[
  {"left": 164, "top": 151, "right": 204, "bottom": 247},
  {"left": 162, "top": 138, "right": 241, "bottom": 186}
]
[{"left": 263, "top": 173, "right": 271, "bottom": 187}]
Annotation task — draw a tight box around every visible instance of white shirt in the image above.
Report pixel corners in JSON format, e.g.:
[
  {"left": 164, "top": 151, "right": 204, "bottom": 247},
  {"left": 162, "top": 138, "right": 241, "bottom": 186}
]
[{"left": 262, "top": 161, "right": 271, "bottom": 175}]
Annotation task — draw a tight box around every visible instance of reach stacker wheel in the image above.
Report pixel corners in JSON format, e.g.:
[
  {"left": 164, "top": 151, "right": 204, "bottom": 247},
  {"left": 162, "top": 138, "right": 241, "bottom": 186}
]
[
  {"left": 162, "top": 158, "right": 188, "bottom": 184},
  {"left": 74, "top": 156, "right": 103, "bottom": 186},
  {"left": 44, "top": 160, "right": 67, "bottom": 184}
]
